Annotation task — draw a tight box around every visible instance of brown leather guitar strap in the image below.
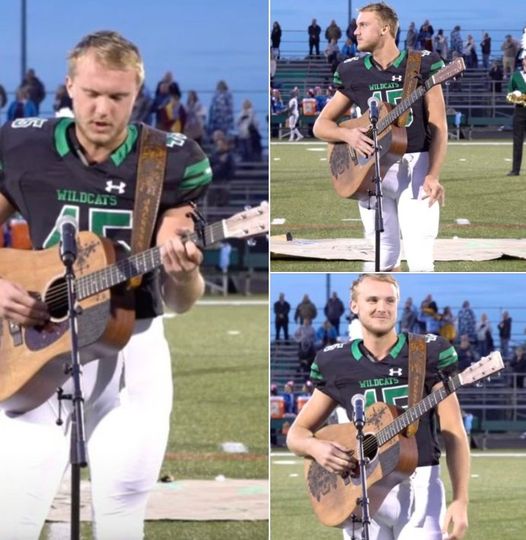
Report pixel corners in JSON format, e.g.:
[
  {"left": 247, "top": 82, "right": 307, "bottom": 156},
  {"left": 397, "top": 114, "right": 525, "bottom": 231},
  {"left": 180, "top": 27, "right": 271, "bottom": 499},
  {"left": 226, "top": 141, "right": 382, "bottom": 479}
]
[
  {"left": 396, "top": 51, "right": 422, "bottom": 128},
  {"left": 131, "top": 124, "right": 167, "bottom": 254},
  {"left": 406, "top": 333, "right": 427, "bottom": 437}
]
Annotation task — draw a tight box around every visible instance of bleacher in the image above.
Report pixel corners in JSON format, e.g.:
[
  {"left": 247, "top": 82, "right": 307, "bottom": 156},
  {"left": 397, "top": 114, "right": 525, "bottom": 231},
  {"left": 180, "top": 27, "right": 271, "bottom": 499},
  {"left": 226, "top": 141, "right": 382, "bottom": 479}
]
[
  {"left": 270, "top": 340, "right": 303, "bottom": 387},
  {"left": 201, "top": 157, "right": 268, "bottom": 295}
]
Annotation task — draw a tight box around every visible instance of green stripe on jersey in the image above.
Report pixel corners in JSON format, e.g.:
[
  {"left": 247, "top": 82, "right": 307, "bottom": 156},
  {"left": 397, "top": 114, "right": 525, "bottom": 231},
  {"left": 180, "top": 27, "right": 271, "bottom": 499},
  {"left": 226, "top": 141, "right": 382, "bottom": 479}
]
[
  {"left": 54, "top": 117, "right": 75, "bottom": 157},
  {"left": 181, "top": 157, "right": 212, "bottom": 189},
  {"left": 351, "top": 340, "right": 363, "bottom": 361},
  {"left": 310, "top": 362, "right": 324, "bottom": 381},
  {"left": 333, "top": 71, "right": 342, "bottom": 86},
  {"left": 111, "top": 125, "right": 138, "bottom": 167},
  {"left": 390, "top": 333, "right": 407, "bottom": 359},
  {"left": 438, "top": 346, "right": 458, "bottom": 368}
]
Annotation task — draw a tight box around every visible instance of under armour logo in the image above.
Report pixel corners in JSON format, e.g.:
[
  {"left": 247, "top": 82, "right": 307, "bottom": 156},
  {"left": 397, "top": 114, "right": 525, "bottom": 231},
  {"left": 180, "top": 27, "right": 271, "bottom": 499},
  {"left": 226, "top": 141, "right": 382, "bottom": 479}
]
[
  {"left": 389, "top": 368, "right": 402, "bottom": 376},
  {"left": 105, "top": 180, "right": 126, "bottom": 194},
  {"left": 392, "top": 75, "right": 402, "bottom": 82},
  {"left": 421, "top": 50, "right": 431, "bottom": 56}
]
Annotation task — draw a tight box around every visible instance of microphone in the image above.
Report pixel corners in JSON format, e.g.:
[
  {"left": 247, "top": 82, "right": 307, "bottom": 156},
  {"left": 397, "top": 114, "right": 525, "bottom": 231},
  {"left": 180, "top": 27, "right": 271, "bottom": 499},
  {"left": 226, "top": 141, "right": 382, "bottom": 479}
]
[
  {"left": 57, "top": 215, "right": 78, "bottom": 265},
  {"left": 367, "top": 96, "right": 379, "bottom": 124},
  {"left": 351, "top": 393, "right": 366, "bottom": 429}
]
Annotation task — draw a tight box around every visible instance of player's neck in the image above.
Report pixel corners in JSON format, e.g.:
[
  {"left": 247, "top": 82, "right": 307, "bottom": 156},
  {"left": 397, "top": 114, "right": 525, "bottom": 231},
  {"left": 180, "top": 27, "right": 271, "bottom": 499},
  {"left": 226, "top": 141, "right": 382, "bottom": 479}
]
[
  {"left": 371, "top": 41, "right": 400, "bottom": 70},
  {"left": 362, "top": 330, "right": 398, "bottom": 361}
]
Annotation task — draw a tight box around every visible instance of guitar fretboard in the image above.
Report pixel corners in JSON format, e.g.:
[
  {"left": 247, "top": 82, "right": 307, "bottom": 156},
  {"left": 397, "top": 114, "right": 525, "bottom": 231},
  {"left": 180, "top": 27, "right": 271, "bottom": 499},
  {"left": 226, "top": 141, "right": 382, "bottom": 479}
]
[
  {"left": 75, "top": 220, "right": 228, "bottom": 300},
  {"left": 376, "top": 374, "right": 460, "bottom": 447},
  {"left": 376, "top": 85, "right": 427, "bottom": 134}
]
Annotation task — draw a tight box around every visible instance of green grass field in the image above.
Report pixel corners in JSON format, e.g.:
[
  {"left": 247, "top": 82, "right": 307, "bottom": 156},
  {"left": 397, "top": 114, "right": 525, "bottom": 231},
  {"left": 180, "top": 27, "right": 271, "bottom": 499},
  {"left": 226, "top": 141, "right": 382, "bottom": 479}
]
[
  {"left": 270, "top": 140, "right": 526, "bottom": 272},
  {"left": 42, "top": 298, "right": 269, "bottom": 540},
  {"left": 271, "top": 451, "right": 526, "bottom": 540}
]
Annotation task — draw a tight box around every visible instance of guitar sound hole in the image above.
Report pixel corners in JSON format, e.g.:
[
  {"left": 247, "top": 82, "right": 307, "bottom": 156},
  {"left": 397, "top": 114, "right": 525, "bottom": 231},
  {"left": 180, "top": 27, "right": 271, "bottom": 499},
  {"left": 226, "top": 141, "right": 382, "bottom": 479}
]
[
  {"left": 44, "top": 277, "right": 69, "bottom": 321},
  {"left": 363, "top": 433, "right": 378, "bottom": 461}
]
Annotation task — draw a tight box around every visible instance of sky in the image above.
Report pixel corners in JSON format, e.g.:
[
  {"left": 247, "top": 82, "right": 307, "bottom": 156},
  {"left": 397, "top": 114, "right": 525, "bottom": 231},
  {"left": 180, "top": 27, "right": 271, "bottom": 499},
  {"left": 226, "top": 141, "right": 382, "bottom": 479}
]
[
  {"left": 272, "top": 0, "right": 526, "bottom": 56},
  {"left": 0, "top": 0, "right": 268, "bottom": 127},
  {"left": 270, "top": 273, "right": 526, "bottom": 340}
]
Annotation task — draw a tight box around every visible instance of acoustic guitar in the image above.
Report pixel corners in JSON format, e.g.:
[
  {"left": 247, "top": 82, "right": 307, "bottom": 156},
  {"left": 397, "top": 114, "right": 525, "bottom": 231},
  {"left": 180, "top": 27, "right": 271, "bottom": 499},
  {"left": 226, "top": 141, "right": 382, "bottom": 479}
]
[
  {"left": 328, "top": 56, "right": 465, "bottom": 199},
  {"left": 0, "top": 203, "right": 268, "bottom": 413},
  {"left": 304, "top": 351, "right": 503, "bottom": 528}
]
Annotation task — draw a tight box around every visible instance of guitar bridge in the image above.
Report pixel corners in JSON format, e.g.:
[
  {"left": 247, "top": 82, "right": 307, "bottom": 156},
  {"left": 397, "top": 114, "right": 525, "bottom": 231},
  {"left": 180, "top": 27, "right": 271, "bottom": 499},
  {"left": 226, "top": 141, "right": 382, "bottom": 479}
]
[{"left": 8, "top": 320, "right": 23, "bottom": 347}]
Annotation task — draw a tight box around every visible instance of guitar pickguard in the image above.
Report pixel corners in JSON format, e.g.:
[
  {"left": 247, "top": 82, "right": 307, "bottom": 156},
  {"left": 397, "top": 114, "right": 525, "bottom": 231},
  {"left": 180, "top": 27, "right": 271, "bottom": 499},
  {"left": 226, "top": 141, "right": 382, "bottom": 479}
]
[{"left": 24, "top": 321, "right": 68, "bottom": 351}]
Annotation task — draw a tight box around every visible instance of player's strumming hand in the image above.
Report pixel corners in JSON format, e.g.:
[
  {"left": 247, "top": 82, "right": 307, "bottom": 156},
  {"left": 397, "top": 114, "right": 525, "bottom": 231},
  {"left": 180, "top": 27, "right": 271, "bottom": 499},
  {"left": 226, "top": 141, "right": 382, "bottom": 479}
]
[
  {"left": 0, "top": 278, "right": 49, "bottom": 327},
  {"left": 310, "top": 439, "right": 358, "bottom": 476},
  {"left": 422, "top": 175, "right": 445, "bottom": 207},
  {"left": 341, "top": 126, "right": 375, "bottom": 158},
  {"left": 159, "top": 232, "right": 203, "bottom": 285},
  {"left": 442, "top": 498, "right": 468, "bottom": 539}
]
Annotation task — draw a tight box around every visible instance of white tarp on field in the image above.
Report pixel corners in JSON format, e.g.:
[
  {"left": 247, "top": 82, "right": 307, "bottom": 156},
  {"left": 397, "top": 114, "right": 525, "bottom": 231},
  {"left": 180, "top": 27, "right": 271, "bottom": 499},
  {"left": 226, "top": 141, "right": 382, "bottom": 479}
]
[
  {"left": 270, "top": 236, "right": 526, "bottom": 262},
  {"left": 47, "top": 478, "right": 268, "bottom": 522}
]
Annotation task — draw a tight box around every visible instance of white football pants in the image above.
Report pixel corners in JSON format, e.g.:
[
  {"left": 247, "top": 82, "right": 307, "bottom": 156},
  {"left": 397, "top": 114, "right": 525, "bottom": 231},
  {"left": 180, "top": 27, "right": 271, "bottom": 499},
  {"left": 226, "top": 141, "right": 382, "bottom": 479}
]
[
  {"left": 343, "top": 464, "right": 446, "bottom": 540},
  {"left": 358, "top": 152, "right": 440, "bottom": 272},
  {"left": 0, "top": 316, "right": 173, "bottom": 540}
]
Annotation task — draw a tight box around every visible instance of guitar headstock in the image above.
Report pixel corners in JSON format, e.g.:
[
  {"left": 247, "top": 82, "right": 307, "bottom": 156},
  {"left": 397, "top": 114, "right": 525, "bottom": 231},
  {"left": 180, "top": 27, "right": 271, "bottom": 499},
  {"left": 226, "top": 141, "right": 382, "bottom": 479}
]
[
  {"left": 223, "top": 202, "right": 269, "bottom": 240},
  {"left": 457, "top": 351, "right": 504, "bottom": 387},
  {"left": 425, "top": 56, "right": 466, "bottom": 90}
]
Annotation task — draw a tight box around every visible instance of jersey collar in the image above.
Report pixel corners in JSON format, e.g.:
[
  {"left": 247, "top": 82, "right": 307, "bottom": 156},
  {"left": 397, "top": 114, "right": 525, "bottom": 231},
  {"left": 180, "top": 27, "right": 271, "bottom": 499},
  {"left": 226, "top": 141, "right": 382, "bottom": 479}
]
[
  {"left": 364, "top": 49, "right": 406, "bottom": 71},
  {"left": 351, "top": 332, "right": 407, "bottom": 361},
  {"left": 53, "top": 117, "right": 138, "bottom": 166}
]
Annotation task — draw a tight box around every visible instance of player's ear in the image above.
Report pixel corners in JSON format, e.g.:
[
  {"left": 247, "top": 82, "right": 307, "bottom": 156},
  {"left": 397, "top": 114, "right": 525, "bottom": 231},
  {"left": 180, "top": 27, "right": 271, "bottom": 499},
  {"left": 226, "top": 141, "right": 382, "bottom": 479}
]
[{"left": 65, "top": 76, "right": 74, "bottom": 99}]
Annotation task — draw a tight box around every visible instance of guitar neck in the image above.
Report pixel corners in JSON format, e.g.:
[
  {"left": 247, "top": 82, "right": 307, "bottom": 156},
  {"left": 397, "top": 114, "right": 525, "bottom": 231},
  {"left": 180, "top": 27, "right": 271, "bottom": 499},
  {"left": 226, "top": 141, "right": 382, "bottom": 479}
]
[
  {"left": 376, "top": 86, "right": 426, "bottom": 133},
  {"left": 75, "top": 221, "right": 228, "bottom": 300},
  {"left": 375, "top": 374, "right": 460, "bottom": 447}
]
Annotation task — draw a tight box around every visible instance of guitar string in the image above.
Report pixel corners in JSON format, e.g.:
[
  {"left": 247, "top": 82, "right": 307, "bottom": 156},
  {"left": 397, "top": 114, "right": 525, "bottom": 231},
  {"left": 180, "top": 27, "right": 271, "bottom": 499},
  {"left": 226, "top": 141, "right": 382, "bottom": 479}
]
[
  {"left": 359, "top": 386, "right": 452, "bottom": 454},
  {"left": 39, "top": 220, "right": 229, "bottom": 308}
]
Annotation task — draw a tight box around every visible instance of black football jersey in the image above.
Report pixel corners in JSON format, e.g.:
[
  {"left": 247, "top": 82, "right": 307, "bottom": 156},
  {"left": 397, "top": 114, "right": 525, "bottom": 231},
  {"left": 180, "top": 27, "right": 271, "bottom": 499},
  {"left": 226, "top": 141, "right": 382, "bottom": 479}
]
[
  {"left": 0, "top": 117, "right": 212, "bottom": 318},
  {"left": 310, "top": 332, "right": 458, "bottom": 466},
  {"left": 334, "top": 50, "right": 445, "bottom": 153}
]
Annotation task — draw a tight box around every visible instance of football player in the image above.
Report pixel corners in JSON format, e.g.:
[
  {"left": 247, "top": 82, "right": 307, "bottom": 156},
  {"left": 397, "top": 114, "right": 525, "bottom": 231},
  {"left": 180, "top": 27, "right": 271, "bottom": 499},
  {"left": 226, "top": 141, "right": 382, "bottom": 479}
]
[
  {"left": 287, "top": 274, "right": 469, "bottom": 540},
  {"left": 313, "top": 2, "right": 447, "bottom": 271},
  {"left": 0, "top": 31, "right": 211, "bottom": 539}
]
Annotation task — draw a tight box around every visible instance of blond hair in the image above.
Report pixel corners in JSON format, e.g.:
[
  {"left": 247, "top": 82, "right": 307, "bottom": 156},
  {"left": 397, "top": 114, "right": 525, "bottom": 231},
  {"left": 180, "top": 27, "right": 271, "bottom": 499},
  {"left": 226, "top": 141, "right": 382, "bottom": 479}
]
[
  {"left": 351, "top": 273, "right": 400, "bottom": 301},
  {"left": 68, "top": 30, "right": 144, "bottom": 86},
  {"left": 359, "top": 2, "right": 399, "bottom": 38}
]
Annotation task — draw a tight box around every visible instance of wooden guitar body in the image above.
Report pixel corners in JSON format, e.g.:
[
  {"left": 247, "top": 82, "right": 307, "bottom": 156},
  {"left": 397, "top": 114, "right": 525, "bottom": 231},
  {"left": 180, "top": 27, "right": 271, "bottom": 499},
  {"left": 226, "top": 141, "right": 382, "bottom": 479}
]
[
  {"left": 0, "top": 232, "right": 135, "bottom": 413},
  {"left": 328, "top": 103, "right": 408, "bottom": 199},
  {"left": 304, "top": 402, "right": 418, "bottom": 528}
]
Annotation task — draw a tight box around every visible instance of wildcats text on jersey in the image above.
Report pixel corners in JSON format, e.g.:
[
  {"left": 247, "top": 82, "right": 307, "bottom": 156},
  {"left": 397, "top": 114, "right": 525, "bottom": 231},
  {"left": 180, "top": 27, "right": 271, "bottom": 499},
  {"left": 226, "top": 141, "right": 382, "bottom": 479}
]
[{"left": 57, "top": 189, "right": 118, "bottom": 207}]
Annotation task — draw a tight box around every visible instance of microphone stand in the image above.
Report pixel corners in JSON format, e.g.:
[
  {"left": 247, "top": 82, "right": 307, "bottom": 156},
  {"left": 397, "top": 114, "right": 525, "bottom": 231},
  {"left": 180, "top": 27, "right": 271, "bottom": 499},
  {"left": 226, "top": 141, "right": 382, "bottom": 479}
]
[
  {"left": 369, "top": 113, "right": 384, "bottom": 272},
  {"left": 57, "top": 245, "right": 87, "bottom": 540},
  {"left": 355, "top": 418, "right": 371, "bottom": 540}
]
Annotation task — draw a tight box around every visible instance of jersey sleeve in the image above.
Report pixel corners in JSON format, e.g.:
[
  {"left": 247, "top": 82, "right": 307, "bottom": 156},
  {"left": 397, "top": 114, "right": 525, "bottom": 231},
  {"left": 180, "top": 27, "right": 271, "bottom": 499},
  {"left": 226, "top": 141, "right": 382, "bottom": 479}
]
[
  {"left": 427, "top": 334, "right": 459, "bottom": 388},
  {"left": 333, "top": 57, "right": 360, "bottom": 102},
  {"left": 309, "top": 349, "right": 340, "bottom": 402},
  {"left": 159, "top": 132, "right": 212, "bottom": 213}
]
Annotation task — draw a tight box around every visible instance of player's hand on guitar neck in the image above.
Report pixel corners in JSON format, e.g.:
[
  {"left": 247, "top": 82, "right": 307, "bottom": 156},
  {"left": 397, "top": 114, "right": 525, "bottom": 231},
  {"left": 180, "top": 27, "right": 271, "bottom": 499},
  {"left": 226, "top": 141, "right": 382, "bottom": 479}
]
[
  {"left": 0, "top": 278, "right": 49, "bottom": 327},
  {"left": 159, "top": 232, "right": 203, "bottom": 285},
  {"left": 310, "top": 439, "right": 358, "bottom": 476},
  {"left": 422, "top": 175, "right": 445, "bottom": 207},
  {"left": 341, "top": 126, "right": 375, "bottom": 158}
]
